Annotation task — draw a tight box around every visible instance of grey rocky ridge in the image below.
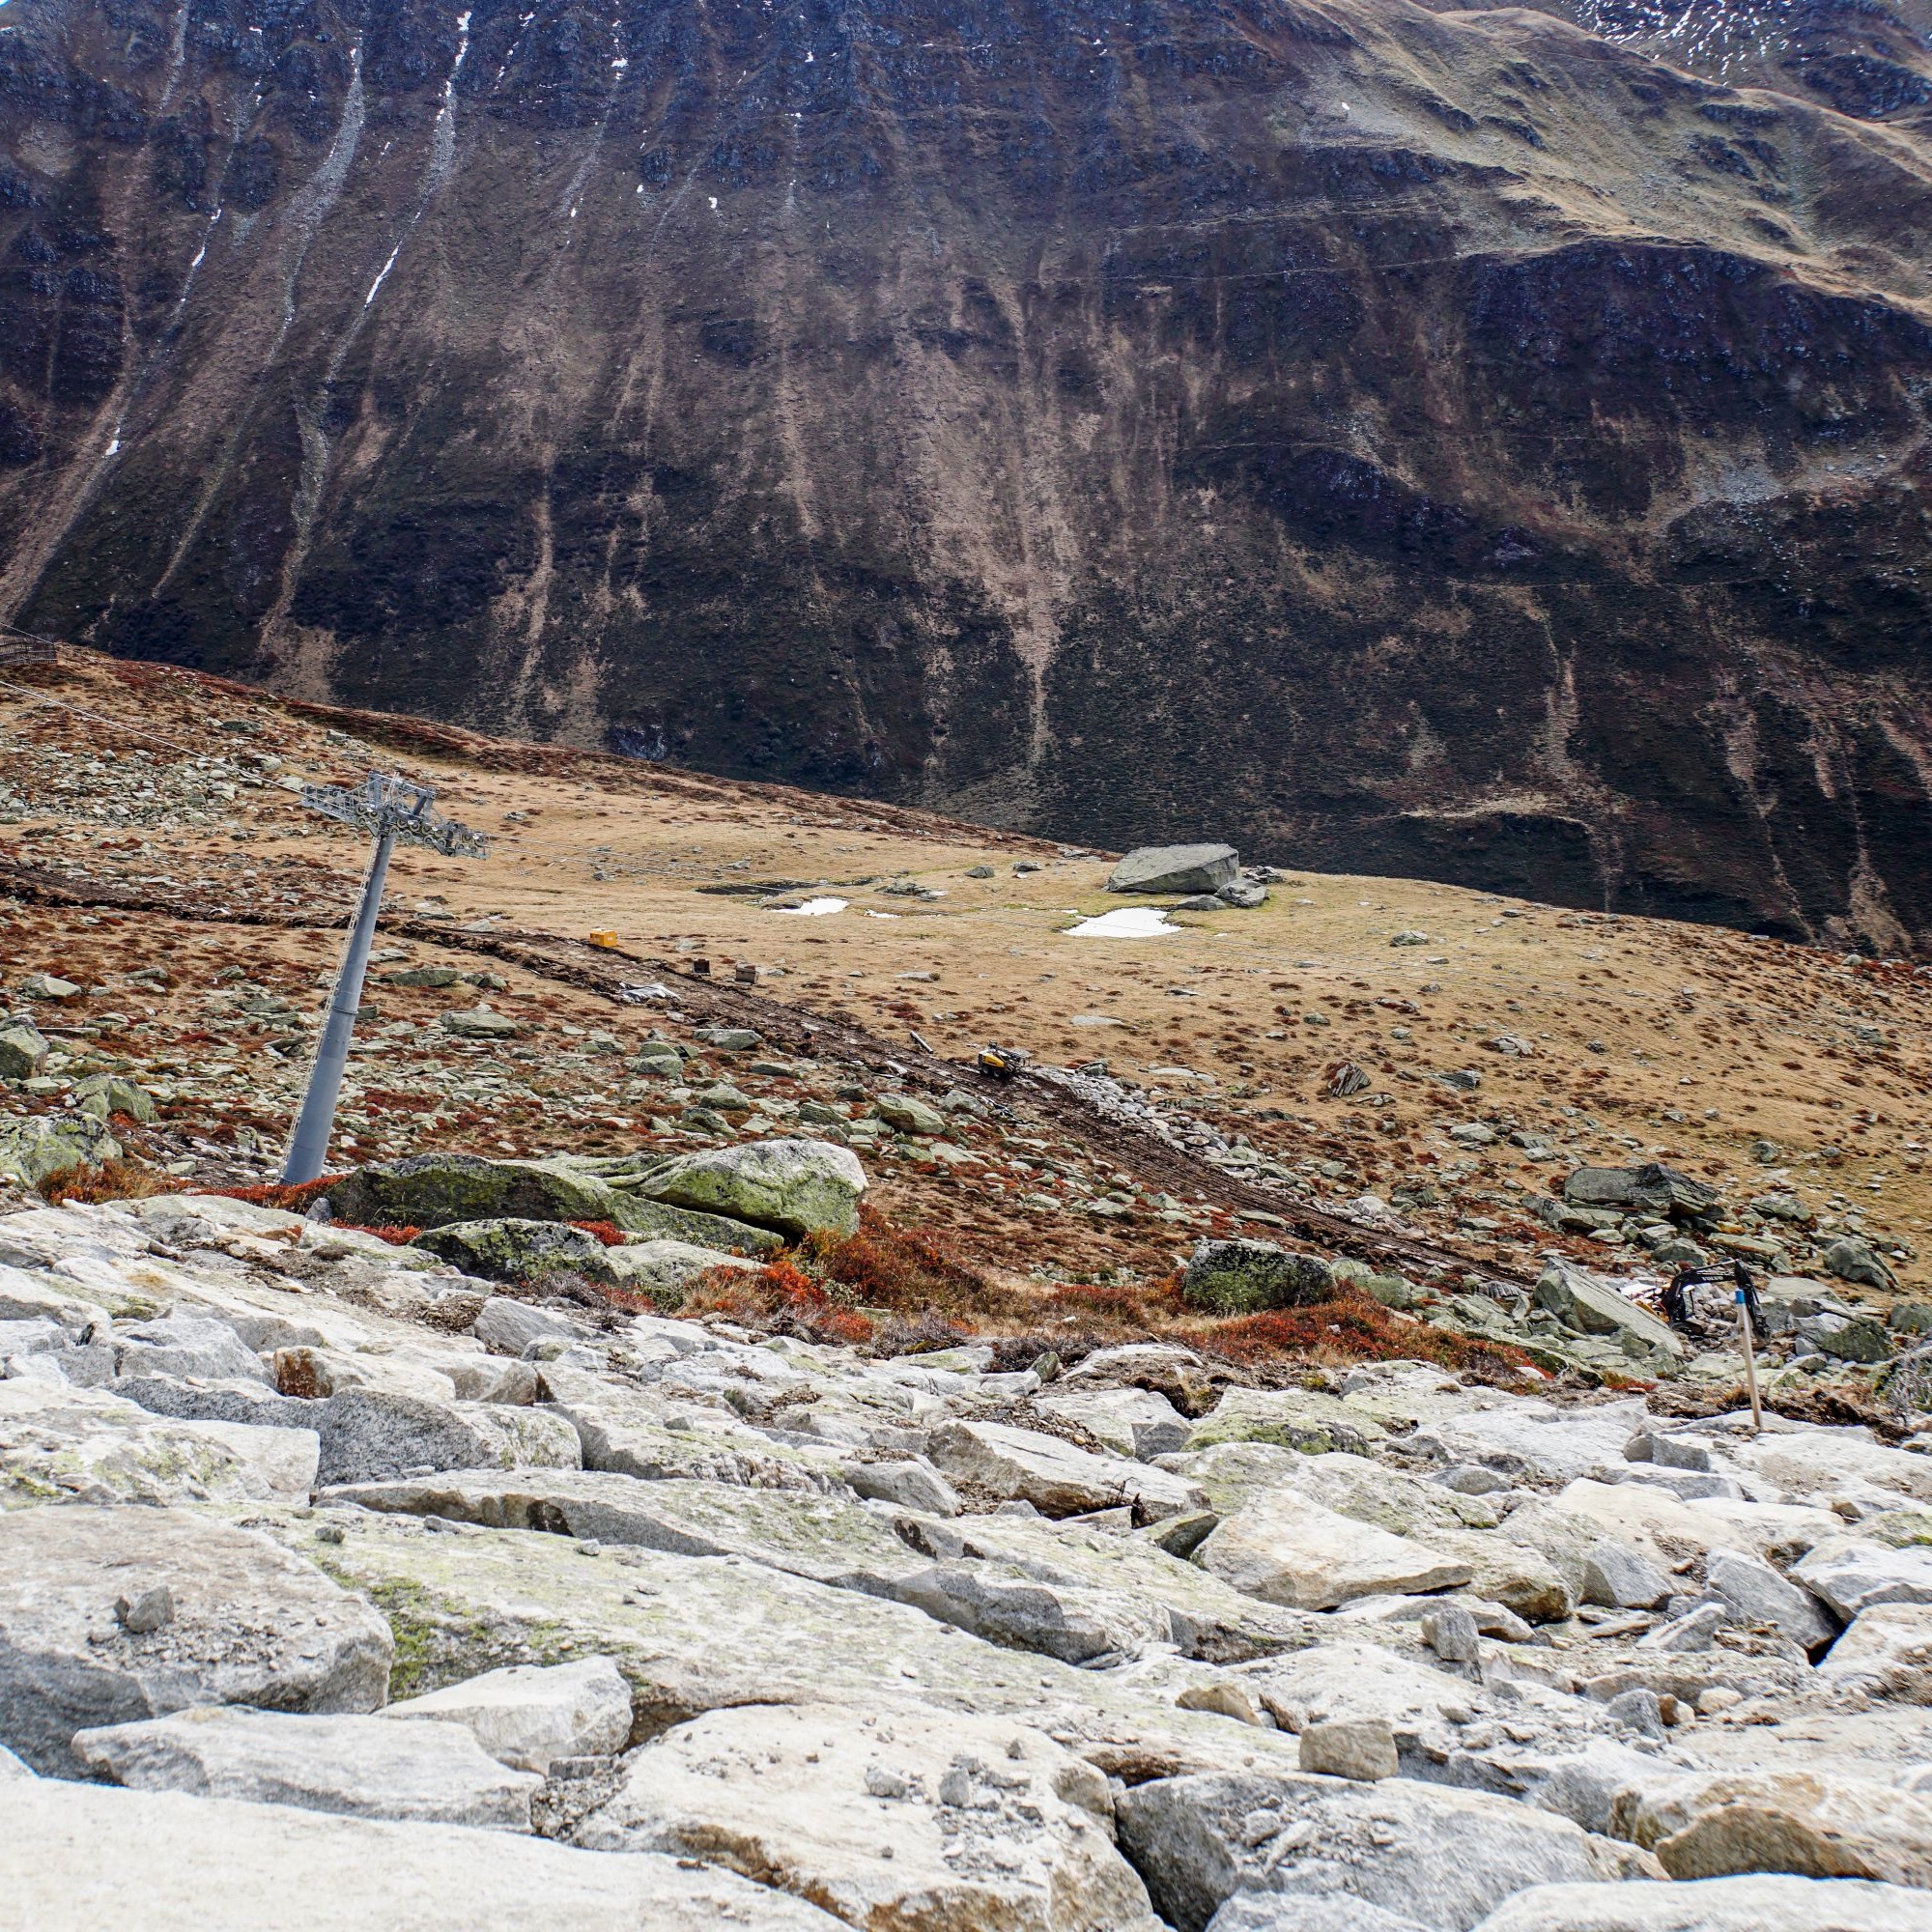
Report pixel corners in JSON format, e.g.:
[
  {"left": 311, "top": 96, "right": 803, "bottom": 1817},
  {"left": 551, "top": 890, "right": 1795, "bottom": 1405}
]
[{"left": 3, "top": 1128, "right": 1932, "bottom": 1929}]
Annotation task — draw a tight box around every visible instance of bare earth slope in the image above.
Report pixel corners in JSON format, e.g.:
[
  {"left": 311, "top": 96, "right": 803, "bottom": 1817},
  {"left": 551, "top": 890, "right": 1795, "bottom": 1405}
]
[
  {"left": 6, "top": 650, "right": 1931, "bottom": 1323},
  {"left": 4, "top": 0, "right": 1932, "bottom": 944}
]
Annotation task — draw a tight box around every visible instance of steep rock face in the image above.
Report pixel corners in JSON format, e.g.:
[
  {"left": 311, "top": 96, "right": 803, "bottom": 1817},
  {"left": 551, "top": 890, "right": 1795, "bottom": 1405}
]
[{"left": 4, "top": 0, "right": 1932, "bottom": 943}]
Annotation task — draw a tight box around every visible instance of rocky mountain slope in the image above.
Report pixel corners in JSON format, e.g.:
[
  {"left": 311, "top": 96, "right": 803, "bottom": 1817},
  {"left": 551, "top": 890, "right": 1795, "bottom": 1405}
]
[
  {"left": 5, "top": 0, "right": 1932, "bottom": 947},
  {"left": 6, "top": 650, "right": 1932, "bottom": 1926}
]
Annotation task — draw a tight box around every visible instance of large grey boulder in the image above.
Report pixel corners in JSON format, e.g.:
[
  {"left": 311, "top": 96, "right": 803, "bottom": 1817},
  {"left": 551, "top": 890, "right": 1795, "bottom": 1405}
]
[
  {"left": 1116, "top": 1769, "right": 1620, "bottom": 1932},
  {"left": 385, "top": 1657, "right": 634, "bottom": 1772},
  {"left": 895, "top": 1560, "right": 1171, "bottom": 1664},
  {"left": 1612, "top": 1767, "right": 1932, "bottom": 1887},
  {"left": 1194, "top": 1491, "right": 1472, "bottom": 1611},
  {"left": 1816, "top": 1604, "right": 1932, "bottom": 1703},
  {"left": 1470, "top": 1874, "right": 1932, "bottom": 1932},
  {"left": 1562, "top": 1165, "right": 1719, "bottom": 1221},
  {"left": 0, "top": 1019, "right": 50, "bottom": 1080},
  {"left": 71, "top": 1706, "right": 542, "bottom": 1830},
  {"left": 1793, "top": 1538, "right": 1932, "bottom": 1619},
  {"left": 2, "top": 1780, "right": 844, "bottom": 1929},
  {"left": 1705, "top": 1549, "right": 1837, "bottom": 1651},
  {"left": 1533, "top": 1264, "right": 1682, "bottom": 1359},
  {"left": 637, "top": 1139, "right": 867, "bottom": 1239},
  {"left": 574, "top": 1700, "right": 1163, "bottom": 1930},
  {"left": 1034, "top": 1384, "right": 1191, "bottom": 1460},
  {"left": 1108, "top": 844, "right": 1240, "bottom": 895},
  {"left": 314, "top": 1388, "right": 582, "bottom": 1487},
  {"left": 0, "top": 1506, "right": 392, "bottom": 1776}
]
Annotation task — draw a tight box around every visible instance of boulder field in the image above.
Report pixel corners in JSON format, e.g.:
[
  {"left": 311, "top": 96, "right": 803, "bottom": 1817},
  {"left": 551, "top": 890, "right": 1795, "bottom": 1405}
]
[{"left": 3, "top": 1171, "right": 1931, "bottom": 1929}]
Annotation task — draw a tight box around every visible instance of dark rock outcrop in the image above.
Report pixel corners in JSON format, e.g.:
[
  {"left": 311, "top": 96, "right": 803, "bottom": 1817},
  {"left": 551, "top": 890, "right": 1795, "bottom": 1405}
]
[{"left": 6, "top": 0, "right": 1932, "bottom": 944}]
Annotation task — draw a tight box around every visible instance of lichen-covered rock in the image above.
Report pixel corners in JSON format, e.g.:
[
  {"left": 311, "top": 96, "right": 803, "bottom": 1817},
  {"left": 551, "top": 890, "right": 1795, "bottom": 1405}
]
[
  {"left": 72, "top": 1073, "right": 157, "bottom": 1123},
  {"left": 327, "top": 1153, "right": 627, "bottom": 1233},
  {"left": 323, "top": 1469, "right": 933, "bottom": 1596},
  {"left": 0, "top": 1022, "right": 50, "bottom": 1081},
  {"left": 0, "top": 1378, "right": 319, "bottom": 1510},
  {"left": 0, "top": 1113, "right": 121, "bottom": 1188},
  {"left": 638, "top": 1139, "right": 867, "bottom": 1238},
  {"left": 1180, "top": 1239, "right": 1333, "bottom": 1316},
  {"left": 409, "top": 1218, "right": 609, "bottom": 1283},
  {"left": 600, "top": 1238, "right": 759, "bottom": 1308}
]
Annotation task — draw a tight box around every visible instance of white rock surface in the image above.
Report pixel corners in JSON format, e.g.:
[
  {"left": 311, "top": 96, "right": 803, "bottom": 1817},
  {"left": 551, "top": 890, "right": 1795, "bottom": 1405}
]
[
  {"left": 576, "top": 1699, "right": 1164, "bottom": 1930},
  {"left": 385, "top": 1656, "right": 634, "bottom": 1771},
  {"left": 1818, "top": 1604, "right": 1932, "bottom": 1703},
  {"left": 1195, "top": 1490, "right": 1472, "bottom": 1610},
  {"left": 0, "top": 1505, "right": 392, "bottom": 1775},
  {"left": 71, "top": 1705, "right": 542, "bottom": 1829},
  {"left": 1470, "top": 1874, "right": 1932, "bottom": 1931},
  {"left": 1795, "top": 1538, "right": 1932, "bottom": 1618},
  {"left": 3, "top": 1779, "right": 842, "bottom": 1929}
]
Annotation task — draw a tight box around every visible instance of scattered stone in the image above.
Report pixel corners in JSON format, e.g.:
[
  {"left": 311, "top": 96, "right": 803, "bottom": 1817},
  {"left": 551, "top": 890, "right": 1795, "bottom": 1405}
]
[
  {"left": 115, "top": 1583, "right": 175, "bottom": 1634},
  {"left": 1297, "top": 1716, "right": 1399, "bottom": 1781}
]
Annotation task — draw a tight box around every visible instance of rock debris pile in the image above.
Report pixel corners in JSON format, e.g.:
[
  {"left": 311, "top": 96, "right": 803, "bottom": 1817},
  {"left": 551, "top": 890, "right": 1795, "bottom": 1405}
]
[{"left": 3, "top": 1156, "right": 1931, "bottom": 1929}]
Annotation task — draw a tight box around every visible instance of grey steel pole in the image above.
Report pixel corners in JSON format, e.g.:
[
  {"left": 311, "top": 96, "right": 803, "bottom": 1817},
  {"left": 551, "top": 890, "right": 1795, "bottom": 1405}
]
[{"left": 282, "top": 829, "right": 395, "bottom": 1184}]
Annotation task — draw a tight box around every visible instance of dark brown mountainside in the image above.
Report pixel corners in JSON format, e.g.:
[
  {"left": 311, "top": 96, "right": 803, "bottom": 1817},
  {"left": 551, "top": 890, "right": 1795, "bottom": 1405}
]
[{"left": 4, "top": 0, "right": 1932, "bottom": 946}]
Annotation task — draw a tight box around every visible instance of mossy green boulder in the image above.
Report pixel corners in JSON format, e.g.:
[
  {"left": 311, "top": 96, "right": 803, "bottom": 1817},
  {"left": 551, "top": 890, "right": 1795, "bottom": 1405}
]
[
  {"left": 638, "top": 1140, "right": 867, "bottom": 1239},
  {"left": 1179, "top": 1238, "right": 1333, "bottom": 1315},
  {"left": 0, "top": 1113, "right": 121, "bottom": 1188}
]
